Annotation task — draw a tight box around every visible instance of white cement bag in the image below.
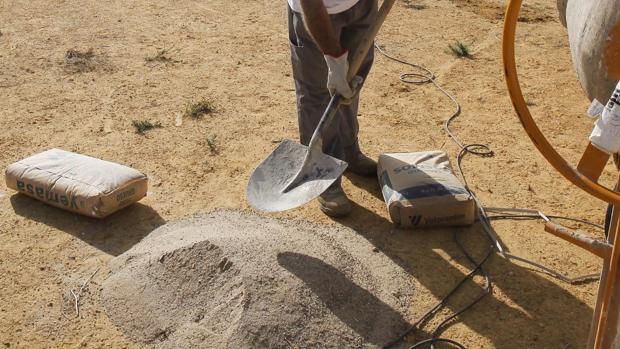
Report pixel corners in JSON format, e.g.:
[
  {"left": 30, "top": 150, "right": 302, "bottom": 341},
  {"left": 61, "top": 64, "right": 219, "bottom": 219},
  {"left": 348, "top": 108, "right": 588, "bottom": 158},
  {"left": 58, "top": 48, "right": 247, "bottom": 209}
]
[
  {"left": 5, "top": 149, "right": 148, "bottom": 218},
  {"left": 378, "top": 151, "right": 475, "bottom": 228}
]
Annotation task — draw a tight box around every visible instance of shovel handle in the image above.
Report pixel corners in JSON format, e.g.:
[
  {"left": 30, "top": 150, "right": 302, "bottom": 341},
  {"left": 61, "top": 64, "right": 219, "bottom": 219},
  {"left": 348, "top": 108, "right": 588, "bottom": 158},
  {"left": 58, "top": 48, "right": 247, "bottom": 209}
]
[{"left": 347, "top": 0, "right": 397, "bottom": 82}]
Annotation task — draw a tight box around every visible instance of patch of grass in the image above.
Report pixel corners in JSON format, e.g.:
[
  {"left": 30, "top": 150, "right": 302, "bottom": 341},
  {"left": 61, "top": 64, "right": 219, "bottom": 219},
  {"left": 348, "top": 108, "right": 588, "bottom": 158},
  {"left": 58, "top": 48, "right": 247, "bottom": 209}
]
[
  {"left": 206, "top": 134, "right": 218, "bottom": 154},
  {"left": 132, "top": 120, "right": 162, "bottom": 134},
  {"left": 185, "top": 99, "right": 214, "bottom": 119},
  {"left": 144, "top": 48, "right": 178, "bottom": 64},
  {"left": 446, "top": 41, "right": 472, "bottom": 59}
]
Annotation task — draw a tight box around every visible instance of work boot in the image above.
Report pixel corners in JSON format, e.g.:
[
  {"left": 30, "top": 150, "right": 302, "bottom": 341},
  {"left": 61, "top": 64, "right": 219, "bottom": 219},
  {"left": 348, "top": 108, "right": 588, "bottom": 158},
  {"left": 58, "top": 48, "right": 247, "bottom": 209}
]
[
  {"left": 346, "top": 151, "right": 377, "bottom": 177},
  {"left": 318, "top": 186, "right": 352, "bottom": 217}
]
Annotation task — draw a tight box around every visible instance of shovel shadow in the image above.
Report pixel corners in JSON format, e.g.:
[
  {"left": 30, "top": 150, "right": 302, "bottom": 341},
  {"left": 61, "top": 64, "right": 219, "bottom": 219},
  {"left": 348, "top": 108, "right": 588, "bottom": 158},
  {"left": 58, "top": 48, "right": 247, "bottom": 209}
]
[{"left": 277, "top": 251, "right": 412, "bottom": 346}]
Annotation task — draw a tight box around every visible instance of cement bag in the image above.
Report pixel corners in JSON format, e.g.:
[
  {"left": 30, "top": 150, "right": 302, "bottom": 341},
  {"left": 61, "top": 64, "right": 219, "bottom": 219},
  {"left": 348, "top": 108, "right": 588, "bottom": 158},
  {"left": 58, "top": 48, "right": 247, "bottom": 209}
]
[
  {"left": 562, "top": 0, "right": 620, "bottom": 102},
  {"left": 5, "top": 149, "right": 148, "bottom": 218},
  {"left": 378, "top": 151, "right": 475, "bottom": 228}
]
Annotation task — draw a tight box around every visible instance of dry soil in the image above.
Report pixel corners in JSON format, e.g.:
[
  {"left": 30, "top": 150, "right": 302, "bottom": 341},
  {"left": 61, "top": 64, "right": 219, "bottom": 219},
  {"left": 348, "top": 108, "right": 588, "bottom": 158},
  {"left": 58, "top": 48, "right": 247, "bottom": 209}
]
[{"left": 0, "top": 0, "right": 613, "bottom": 348}]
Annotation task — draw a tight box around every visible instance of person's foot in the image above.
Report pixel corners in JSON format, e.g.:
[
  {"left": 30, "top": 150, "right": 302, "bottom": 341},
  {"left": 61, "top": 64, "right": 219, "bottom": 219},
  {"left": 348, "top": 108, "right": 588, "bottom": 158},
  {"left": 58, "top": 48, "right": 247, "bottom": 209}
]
[
  {"left": 346, "top": 151, "right": 377, "bottom": 177},
  {"left": 318, "top": 186, "right": 352, "bottom": 217}
]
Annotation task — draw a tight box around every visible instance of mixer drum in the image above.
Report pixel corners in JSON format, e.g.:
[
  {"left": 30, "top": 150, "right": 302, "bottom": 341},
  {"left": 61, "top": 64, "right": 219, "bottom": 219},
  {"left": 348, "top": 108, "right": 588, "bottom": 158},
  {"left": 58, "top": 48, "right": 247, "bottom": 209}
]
[{"left": 559, "top": 0, "right": 620, "bottom": 103}]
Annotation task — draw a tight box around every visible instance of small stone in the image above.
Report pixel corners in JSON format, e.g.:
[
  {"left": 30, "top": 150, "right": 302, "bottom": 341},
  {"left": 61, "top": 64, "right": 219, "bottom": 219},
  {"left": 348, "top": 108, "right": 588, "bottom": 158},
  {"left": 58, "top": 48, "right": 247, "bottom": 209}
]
[{"left": 103, "top": 120, "right": 113, "bottom": 134}]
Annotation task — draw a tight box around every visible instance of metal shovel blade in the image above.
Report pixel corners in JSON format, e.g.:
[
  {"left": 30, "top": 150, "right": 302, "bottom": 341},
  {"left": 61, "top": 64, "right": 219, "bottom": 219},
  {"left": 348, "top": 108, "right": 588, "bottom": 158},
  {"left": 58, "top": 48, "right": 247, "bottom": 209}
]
[{"left": 247, "top": 139, "right": 347, "bottom": 212}]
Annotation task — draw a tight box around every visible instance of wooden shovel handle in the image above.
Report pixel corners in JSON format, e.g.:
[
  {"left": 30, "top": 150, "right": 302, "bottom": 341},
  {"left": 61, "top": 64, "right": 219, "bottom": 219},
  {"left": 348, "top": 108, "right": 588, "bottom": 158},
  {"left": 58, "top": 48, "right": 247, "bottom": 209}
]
[{"left": 347, "top": 0, "right": 397, "bottom": 82}]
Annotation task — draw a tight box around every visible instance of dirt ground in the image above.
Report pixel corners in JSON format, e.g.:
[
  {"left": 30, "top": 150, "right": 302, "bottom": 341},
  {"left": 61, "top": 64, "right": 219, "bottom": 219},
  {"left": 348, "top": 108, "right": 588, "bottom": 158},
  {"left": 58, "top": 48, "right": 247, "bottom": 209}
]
[{"left": 0, "top": 0, "right": 613, "bottom": 348}]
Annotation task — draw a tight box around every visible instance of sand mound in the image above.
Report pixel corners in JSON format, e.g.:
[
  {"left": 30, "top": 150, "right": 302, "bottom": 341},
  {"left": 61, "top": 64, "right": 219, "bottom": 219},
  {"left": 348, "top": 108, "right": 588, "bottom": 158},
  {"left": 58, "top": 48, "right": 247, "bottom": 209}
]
[{"left": 102, "top": 210, "right": 414, "bottom": 348}]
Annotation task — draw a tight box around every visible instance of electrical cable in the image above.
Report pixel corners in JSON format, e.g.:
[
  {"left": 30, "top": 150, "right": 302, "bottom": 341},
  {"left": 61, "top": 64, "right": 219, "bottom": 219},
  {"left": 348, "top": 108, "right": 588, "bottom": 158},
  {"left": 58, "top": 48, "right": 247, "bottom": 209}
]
[
  {"left": 376, "top": 41, "right": 495, "bottom": 349},
  {"left": 375, "top": 41, "right": 603, "bottom": 348}
]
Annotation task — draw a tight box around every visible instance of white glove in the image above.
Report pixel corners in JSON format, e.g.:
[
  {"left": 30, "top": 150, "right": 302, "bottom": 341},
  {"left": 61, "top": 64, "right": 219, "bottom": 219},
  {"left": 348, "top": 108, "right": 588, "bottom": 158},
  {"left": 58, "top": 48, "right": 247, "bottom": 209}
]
[
  {"left": 324, "top": 51, "right": 354, "bottom": 99},
  {"left": 590, "top": 82, "right": 620, "bottom": 154}
]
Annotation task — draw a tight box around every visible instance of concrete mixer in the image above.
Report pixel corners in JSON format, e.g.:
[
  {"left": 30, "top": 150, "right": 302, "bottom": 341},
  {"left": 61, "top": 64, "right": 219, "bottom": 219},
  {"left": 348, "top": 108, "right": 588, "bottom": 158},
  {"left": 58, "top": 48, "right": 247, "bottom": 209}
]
[{"left": 504, "top": 0, "right": 620, "bottom": 347}]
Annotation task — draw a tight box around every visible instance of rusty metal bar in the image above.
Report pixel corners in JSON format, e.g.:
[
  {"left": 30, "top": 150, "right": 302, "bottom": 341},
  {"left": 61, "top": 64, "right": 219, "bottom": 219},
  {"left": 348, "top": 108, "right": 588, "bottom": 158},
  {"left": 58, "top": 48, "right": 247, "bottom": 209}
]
[{"left": 544, "top": 221, "right": 612, "bottom": 259}]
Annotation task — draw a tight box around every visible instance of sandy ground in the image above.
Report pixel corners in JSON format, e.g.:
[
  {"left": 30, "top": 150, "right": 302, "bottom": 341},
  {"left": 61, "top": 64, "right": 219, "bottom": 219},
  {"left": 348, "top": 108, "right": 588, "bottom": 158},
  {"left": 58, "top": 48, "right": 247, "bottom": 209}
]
[{"left": 0, "top": 0, "right": 613, "bottom": 348}]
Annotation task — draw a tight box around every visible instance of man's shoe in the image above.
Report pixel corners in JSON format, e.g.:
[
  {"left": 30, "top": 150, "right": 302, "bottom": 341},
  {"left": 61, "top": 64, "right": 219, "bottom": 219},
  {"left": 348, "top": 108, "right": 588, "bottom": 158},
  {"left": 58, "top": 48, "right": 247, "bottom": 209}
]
[
  {"left": 346, "top": 151, "right": 377, "bottom": 177},
  {"left": 318, "top": 186, "right": 352, "bottom": 217}
]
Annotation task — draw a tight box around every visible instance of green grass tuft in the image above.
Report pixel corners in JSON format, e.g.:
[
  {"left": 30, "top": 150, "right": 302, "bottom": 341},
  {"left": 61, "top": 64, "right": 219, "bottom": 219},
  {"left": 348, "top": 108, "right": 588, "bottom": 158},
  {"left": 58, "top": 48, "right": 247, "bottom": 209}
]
[
  {"left": 132, "top": 120, "right": 162, "bottom": 134},
  {"left": 446, "top": 41, "right": 472, "bottom": 58},
  {"left": 185, "top": 99, "right": 214, "bottom": 119}
]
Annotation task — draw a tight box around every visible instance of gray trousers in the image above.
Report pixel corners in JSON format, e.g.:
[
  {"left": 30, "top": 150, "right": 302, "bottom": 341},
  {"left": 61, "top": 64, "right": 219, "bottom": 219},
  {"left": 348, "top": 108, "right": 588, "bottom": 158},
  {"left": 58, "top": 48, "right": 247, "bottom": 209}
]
[{"left": 288, "top": 0, "right": 377, "bottom": 187}]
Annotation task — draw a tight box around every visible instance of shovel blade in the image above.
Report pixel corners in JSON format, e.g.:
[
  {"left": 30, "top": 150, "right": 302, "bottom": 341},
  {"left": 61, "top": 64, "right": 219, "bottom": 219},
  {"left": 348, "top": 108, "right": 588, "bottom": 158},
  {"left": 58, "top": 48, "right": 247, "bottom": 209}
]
[{"left": 247, "top": 139, "right": 347, "bottom": 212}]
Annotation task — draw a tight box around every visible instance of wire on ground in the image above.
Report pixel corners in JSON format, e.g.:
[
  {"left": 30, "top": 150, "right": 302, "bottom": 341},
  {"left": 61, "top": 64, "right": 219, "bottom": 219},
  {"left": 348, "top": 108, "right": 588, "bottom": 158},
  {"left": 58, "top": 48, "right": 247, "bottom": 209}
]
[{"left": 375, "top": 41, "right": 602, "bottom": 349}]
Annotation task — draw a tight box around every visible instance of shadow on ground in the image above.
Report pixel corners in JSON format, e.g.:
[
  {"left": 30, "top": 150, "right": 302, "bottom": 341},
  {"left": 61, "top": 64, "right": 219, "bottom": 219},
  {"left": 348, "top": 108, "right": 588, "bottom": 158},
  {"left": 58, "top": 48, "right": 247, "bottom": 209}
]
[
  {"left": 278, "top": 252, "right": 412, "bottom": 346},
  {"left": 335, "top": 175, "right": 594, "bottom": 348},
  {"left": 10, "top": 194, "right": 165, "bottom": 256}
]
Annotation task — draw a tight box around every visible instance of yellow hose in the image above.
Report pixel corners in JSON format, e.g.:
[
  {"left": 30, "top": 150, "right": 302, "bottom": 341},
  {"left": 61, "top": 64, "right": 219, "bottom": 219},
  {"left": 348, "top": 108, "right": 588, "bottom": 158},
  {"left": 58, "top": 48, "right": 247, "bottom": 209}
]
[{"left": 502, "top": 0, "right": 620, "bottom": 206}]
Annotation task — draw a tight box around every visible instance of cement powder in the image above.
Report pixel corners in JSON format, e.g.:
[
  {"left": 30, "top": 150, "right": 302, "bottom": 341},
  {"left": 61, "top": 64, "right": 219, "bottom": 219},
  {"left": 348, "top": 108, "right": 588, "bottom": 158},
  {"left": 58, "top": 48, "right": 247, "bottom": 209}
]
[{"left": 102, "top": 210, "right": 414, "bottom": 349}]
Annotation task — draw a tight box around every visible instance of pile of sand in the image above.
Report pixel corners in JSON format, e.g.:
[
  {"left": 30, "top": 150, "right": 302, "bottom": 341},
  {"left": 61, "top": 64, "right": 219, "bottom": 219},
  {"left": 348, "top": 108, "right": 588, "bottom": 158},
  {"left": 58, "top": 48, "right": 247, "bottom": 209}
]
[{"left": 102, "top": 210, "right": 414, "bottom": 348}]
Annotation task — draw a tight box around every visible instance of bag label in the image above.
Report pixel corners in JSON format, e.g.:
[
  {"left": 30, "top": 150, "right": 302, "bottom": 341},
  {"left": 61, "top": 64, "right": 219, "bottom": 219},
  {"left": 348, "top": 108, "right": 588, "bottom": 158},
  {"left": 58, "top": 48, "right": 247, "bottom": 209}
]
[{"left": 16, "top": 180, "right": 79, "bottom": 209}]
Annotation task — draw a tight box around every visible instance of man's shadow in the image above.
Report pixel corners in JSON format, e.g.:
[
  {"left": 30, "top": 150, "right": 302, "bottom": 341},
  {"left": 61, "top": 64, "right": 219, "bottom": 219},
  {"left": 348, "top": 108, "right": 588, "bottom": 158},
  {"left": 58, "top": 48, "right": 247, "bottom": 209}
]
[
  {"left": 10, "top": 194, "right": 165, "bottom": 256},
  {"left": 277, "top": 252, "right": 415, "bottom": 346},
  {"left": 335, "top": 173, "right": 595, "bottom": 348}
]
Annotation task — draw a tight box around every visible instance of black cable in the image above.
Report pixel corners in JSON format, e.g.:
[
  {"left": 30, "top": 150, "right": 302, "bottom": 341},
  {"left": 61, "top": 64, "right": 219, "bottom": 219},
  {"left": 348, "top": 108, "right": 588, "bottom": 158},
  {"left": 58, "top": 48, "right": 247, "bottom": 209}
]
[{"left": 382, "top": 232, "right": 494, "bottom": 349}]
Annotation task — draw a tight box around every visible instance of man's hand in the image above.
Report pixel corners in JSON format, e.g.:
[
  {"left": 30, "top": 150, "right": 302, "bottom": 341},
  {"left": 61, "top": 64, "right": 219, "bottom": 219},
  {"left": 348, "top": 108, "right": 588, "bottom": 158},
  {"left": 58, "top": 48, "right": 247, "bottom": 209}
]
[{"left": 324, "top": 50, "right": 354, "bottom": 99}]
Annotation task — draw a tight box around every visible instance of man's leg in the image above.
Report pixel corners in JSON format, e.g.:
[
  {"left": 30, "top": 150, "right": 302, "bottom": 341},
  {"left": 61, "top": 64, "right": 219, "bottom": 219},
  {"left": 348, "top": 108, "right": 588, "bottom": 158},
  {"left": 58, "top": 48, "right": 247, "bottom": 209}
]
[
  {"left": 288, "top": 1, "right": 378, "bottom": 216},
  {"left": 289, "top": 7, "right": 352, "bottom": 217},
  {"left": 289, "top": 7, "right": 340, "bottom": 157},
  {"left": 335, "top": 0, "right": 378, "bottom": 176},
  {"left": 289, "top": 1, "right": 377, "bottom": 162}
]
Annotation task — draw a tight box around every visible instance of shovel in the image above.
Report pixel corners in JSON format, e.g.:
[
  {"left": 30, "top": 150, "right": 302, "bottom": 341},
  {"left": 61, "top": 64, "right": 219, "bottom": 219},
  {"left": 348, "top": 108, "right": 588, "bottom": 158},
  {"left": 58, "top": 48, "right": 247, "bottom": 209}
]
[{"left": 247, "top": 0, "right": 396, "bottom": 212}]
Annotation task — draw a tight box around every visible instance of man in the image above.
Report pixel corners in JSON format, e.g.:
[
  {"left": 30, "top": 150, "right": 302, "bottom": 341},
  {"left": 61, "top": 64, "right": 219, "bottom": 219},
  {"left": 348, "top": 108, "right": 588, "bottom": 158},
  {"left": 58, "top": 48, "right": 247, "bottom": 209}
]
[{"left": 288, "top": 0, "right": 378, "bottom": 217}]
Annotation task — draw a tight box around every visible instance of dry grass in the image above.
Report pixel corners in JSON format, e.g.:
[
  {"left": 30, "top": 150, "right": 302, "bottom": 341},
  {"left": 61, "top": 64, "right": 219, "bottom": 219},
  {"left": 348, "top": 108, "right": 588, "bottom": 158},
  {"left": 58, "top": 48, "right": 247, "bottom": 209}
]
[
  {"left": 402, "top": 0, "right": 427, "bottom": 10},
  {"left": 145, "top": 48, "right": 179, "bottom": 65},
  {"left": 206, "top": 134, "right": 218, "bottom": 154},
  {"left": 64, "top": 48, "right": 96, "bottom": 72}
]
